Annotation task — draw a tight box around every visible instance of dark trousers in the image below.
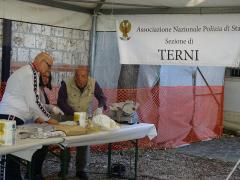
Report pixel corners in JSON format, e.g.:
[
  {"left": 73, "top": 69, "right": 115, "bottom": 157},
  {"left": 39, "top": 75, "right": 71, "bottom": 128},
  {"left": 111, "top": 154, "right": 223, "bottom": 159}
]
[
  {"left": 59, "top": 146, "right": 89, "bottom": 176},
  {"left": 31, "top": 146, "right": 49, "bottom": 177},
  {"left": 5, "top": 146, "right": 48, "bottom": 180},
  {"left": 5, "top": 155, "right": 22, "bottom": 180},
  {"left": 76, "top": 146, "right": 89, "bottom": 172}
]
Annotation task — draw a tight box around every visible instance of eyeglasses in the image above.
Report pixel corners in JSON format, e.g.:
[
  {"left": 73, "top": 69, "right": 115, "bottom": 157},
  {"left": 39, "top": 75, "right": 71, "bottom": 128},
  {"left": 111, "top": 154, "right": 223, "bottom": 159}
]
[{"left": 43, "top": 60, "right": 52, "bottom": 69}]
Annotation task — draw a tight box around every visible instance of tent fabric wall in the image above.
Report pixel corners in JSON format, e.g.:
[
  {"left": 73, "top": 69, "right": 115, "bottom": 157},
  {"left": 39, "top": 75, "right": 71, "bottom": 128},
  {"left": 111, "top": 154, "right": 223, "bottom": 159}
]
[
  {"left": 94, "top": 32, "right": 120, "bottom": 88},
  {"left": 196, "top": 67, "right": 225, "bottom": 86},
  {"left": 97, "top": 15, "right": 116, "bottom": 32},
  {"left": 224, "top": 80, "right": 240, "bottom": 112},
  {"left": 224, "top": 79, "right": 240, "bottom": 131},
  {"left": 136, "top": 66, "right": 224, "bottom": 147},
  {"left": 0, "top": 19, "right": 2, "bottom": 82},
  {"left": 94, "top": 31, "right": 224, "bottom": 148},
  {"left": 0, "top": 0, "right": 91, "bottom": 30}
]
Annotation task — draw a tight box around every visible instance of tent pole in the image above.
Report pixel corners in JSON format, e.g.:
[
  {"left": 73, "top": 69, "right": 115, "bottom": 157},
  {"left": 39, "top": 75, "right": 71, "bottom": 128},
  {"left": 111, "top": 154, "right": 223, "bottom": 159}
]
[
  {"left": 89, "top": 13, "right": 97, "bottom": 77},
  {"left": 89, "top": 0, "right": 105, "bottom": 77},
  {"left": 192, "top": 68, "right": 197, "bottom": 125},
  {"left": 1, "top": 19, "right": 12, "bottom": 83}
]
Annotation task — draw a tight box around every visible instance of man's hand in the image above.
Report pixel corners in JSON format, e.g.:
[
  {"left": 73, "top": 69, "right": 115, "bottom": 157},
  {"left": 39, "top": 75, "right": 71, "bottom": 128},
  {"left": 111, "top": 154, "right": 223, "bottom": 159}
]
[
  {"left": 47, "top": 118, "right": 59, "bottom": 125},
  {"left": 94, "top": 107, "right": 103, "bottom": 116},
  {"left": 52, "top": 106, "right": 64, "bottom": 115},
  {"left": 35, "top": 117, "right": 59, "bottom": 125},
  {"left": 34, "top": 117, "right": 45, "bottom": 124}
]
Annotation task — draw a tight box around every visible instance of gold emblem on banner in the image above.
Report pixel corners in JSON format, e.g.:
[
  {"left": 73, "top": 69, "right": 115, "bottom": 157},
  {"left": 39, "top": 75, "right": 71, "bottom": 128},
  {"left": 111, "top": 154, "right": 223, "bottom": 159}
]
[{"left": 119, "top": 20, "right": 131, "bottom": 40}]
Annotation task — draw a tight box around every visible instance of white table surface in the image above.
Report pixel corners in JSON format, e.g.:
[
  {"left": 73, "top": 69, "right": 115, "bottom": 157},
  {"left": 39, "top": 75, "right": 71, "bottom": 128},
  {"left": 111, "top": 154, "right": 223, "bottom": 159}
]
[
  {"left": 0, "top": 123, "right": 157, "bottom": 161},
  {"left": 0, "top": 137, "right": 64, "bottom": 161},
  {"left": 62, "top": 123, "right": 157, "bottom": 147}
]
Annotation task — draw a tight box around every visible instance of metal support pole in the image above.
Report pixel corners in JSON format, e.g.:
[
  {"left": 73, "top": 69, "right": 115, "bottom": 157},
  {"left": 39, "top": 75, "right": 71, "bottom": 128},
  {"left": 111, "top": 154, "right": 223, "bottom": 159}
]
[
  {"left": 27, "top": 161, "right": 34, "bottom": 180},
  {"left": 89, "top": 14, "right": 97, "bottom": 77},
  {"left": 0, "top": 155, "right": 6, "bottom": 180},
  {"left": 60, "top": 147, "right": 70, "bottom": 180},
  {"left": 197, "top": 67, "right": 220, "bottom": 106},
  {"left": 1, "top": 19, "right": 12, "bottom": 82},
  {"left": 191, "top": 68, "right": 197, "bottom": 126},
  {"left": 107, "top": 143, "right": 112, "bottom": 176},
  {"left": 134, "top": 139, "right": 138, "bottom": 180}
]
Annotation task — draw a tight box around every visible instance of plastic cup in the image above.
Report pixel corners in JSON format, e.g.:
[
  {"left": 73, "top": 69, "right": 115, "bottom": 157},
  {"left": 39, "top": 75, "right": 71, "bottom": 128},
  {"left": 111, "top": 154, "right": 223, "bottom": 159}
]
[
  {"left": 74, "top": 112, "right": 80, "bottom": 122},
  {"left": 74, "top": 112, "right": 86, "bottom": 128}
]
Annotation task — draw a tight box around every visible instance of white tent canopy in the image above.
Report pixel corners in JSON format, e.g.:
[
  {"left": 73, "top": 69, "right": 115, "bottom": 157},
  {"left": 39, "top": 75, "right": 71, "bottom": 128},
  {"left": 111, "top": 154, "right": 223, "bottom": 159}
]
[
  {"left": 0, "top": 0, "right": 91, "bottom": 30},
  {"left": 1, "top": 0, "right": 240, "bottom": 31}
]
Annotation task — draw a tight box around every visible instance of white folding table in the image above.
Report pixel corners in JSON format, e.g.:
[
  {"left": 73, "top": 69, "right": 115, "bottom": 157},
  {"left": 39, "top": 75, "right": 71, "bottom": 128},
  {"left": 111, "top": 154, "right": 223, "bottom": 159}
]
[
  {"left": 0, "top": 123, "right": 157, "bottom": 180},
  {"left": 60, "top": 123, "right": 157, "bottom": 180},
  {"left": 0, "top": 137, "right": 64, "bottom": 179}
]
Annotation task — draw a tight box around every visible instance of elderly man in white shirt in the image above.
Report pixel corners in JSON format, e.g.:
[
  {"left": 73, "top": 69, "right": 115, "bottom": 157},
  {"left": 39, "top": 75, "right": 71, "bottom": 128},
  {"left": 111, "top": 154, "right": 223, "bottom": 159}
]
[
  {"left": 0, "top": 52, "right": 59, "bottom": 180},
  {"left": 0, "top": 52, "right": 59, "bottom": 124}
]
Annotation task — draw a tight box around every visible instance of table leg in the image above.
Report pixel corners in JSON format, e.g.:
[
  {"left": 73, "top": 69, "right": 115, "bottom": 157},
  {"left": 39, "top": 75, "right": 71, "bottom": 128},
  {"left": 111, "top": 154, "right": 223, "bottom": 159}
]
[
  {"left": 134, "top": 139, "right": 138, "bottom": 180},
  {"left": 27, "top": 160, "right": 34, "bottom": 180},
  {"left": 107, "top": 140, "right": 138, "bottom": 179},
  {"left": 60, "top": 147, "right": 70, "bottom": 180},
  {"left": 129, "top": 139, "right": 139, "bottom": 180},
  {"left": 0, "top": 155, "right": 6, "bottom": 180},
  {"left": 107, "top": 143, "right": 112, "bottom": 176}
]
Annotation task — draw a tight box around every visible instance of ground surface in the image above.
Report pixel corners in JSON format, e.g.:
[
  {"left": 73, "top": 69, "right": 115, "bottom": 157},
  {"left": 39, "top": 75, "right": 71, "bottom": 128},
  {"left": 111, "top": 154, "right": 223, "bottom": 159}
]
[{"left": 31, "top": 135, "right": 240, "bottom": 180}]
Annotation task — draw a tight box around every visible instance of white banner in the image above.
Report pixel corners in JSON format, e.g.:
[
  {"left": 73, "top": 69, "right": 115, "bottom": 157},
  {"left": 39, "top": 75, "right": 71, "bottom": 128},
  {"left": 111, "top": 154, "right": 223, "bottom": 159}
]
[{"left": 115, "top": 14, "right": 240, "bottom": 67}]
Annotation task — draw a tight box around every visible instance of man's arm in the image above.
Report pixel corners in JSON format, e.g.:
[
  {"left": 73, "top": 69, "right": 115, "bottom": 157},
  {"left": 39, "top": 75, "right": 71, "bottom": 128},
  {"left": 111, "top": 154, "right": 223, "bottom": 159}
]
[
  {"left": 23, "top": 69, "right": 51, "bottom": 121},
  {"left": 57, "top": 81, "right": 74, "bottom": 116},
  {"left": 94, "top": 82, "right": 107, "bottom": 110},
  {"left": 35, "top": 117, "right": 58, "bottom": 124}
]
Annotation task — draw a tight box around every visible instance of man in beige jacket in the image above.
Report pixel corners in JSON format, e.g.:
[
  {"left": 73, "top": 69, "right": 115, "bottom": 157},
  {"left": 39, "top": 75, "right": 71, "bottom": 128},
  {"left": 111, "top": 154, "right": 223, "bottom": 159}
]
[{"left": 58, "top": 66, "right": 107, "bottom": 179}]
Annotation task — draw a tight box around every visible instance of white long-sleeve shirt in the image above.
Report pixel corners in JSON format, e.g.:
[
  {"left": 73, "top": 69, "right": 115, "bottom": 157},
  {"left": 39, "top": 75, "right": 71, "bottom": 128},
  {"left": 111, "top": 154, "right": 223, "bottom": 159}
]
[
  {"left": 39, "top": 87, "right": 53, "bottom": 113},
  {"left": 0, "top": 64, "right": 51, "bottom": 122}
]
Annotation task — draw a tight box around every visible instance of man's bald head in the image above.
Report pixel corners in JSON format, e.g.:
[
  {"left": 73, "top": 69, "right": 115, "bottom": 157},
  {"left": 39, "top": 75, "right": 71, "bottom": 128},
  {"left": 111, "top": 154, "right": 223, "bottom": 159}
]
[
  {"left": 75, "top": 66, "right": 89, "bottom": 89},
  {"left": 33, "top": 52, "right": 53, "bottom": 74}
]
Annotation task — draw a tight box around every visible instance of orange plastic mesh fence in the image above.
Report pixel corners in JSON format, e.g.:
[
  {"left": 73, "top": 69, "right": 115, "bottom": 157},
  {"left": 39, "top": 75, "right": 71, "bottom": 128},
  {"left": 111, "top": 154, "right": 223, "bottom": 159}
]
[
  {"left": 45, "top": 85, "right": 224, "bottom": 150},
  {"left": 0, "top": 84, "right": 224, "bottom": 151},
  {"left": 0, "top": 82, "right": 6, "bottom": 101}
]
